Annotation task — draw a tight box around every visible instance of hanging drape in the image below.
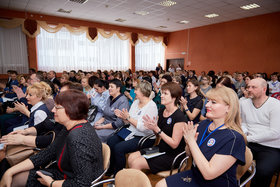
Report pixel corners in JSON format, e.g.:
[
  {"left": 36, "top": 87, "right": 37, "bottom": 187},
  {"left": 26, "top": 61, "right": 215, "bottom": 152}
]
[
  {"left": 36, "top": 27, "right": 129, "bottom": 72},
  {"left": 0, "top": 26, "right": 29, "bottom": 74},
  {"left": 135, "top": 38, "right": 165, "bottom": 71},
  {"left": 0, "top": 18, "right": 166, "bottom": 72}
]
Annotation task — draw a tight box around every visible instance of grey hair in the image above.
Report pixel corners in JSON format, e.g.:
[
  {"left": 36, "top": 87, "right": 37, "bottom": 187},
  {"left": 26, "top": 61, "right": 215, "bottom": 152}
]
[{"left": 136, "top": 81, "right": 152, "bottom": 98}]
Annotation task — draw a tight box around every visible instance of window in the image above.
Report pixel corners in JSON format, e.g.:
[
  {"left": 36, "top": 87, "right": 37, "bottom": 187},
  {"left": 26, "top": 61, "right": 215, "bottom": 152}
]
[
  {"left": 135, "top": 39, "right": 165, "bottom": 71},
  {"left": 37, "top": 27, "right": 130, "bottom": 72},
  {"left": 0, "top": 26, "right": 28, "bottom": 74}
]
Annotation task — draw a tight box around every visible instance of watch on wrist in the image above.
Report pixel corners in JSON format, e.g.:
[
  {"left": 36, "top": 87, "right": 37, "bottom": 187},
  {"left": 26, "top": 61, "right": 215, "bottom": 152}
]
[{"left": 157, "top": 130, "right": 162, "bottom": 135}]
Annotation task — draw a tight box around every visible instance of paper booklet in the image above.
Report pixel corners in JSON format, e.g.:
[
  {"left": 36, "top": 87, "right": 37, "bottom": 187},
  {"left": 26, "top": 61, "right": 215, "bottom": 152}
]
[{"left": 143, "top": 152, "right": 166, "bottom": 159}]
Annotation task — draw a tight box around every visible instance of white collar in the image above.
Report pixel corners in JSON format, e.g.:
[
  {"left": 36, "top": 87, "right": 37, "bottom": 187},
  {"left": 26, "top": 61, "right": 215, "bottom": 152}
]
[{"left": 31, "top": 101, "right": 44, "bottom": 113}]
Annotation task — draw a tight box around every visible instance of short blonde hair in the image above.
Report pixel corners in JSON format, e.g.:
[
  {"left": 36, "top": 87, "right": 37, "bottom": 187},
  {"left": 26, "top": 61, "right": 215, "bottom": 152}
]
[
  {"left": 206, "top": 87, "right": 246, "bottom": 141},
  {"left": 27, "top": 82, "right": 52, "bottom": 101}
]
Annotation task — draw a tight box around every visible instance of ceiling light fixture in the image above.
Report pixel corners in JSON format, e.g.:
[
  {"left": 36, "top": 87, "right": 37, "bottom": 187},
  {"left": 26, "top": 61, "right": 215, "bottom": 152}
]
[
  {"left": 159, "top": 0, "right": 177, "bottom": 7},
  {"left": 115, "top": 18, "right": 126, "bottom": 22},
  {"left": 57, "top": 9, "right": 72, "bottom": 14},
  {"left": 134, "top": 11, "right": 149, "bottom": 16},
  {"left": 177, "top": 20, "right": 189, "bottom": 24},
  {"left": 156, "top": 26, "right": 167, "bottom": 29},
  {"left": 68, "top": 0, "right": 88, "bottom": 4},
  {"left": 204, "top": 13, "right": 219, "bottom": 18},
  {"left": 240, "top": 3, "right": 260, "bottom": 10}
]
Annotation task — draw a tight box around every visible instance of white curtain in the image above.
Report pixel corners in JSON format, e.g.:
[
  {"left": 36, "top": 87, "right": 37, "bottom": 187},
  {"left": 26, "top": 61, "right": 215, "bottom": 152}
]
[
  {"left": 36, "top": 27, "right": 130, "bottom": 72},
  {"left": 0, "top": 26, "right": 29, "bottom": 74},
  {"left": 135, "top": 39, "right": 165, "bottom": 71}
]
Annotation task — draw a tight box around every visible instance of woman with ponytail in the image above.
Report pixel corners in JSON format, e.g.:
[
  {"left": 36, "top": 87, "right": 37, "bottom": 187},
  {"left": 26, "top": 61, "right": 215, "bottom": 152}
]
[{"left": 180, "top": 78, "right": 204, "bottom": 124}]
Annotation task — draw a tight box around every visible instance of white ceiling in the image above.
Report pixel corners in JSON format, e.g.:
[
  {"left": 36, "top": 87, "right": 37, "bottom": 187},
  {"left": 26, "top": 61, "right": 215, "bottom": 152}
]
[{"left": 1, "top": 0, "right": 280, "bottom": 32}]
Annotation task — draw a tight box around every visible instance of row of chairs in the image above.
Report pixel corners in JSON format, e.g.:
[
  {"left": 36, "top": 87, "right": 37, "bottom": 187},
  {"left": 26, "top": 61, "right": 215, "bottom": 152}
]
[{"left": 91, "top": 143, "right": 256, "bottom": 187}]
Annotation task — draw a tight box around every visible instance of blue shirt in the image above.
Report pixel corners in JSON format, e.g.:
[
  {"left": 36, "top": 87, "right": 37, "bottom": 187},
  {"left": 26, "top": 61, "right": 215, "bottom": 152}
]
[
  {"left": 193, "top": 119, "right": 246, "bottom": 187},
  {"left": 91, "top": 90, "right": 110, "bottom": 124}
]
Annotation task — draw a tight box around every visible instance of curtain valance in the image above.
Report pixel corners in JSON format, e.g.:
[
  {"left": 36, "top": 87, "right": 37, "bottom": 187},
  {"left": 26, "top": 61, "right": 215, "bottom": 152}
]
[{"left": 0, "top": 18, "right": 165, "bottom": 46}]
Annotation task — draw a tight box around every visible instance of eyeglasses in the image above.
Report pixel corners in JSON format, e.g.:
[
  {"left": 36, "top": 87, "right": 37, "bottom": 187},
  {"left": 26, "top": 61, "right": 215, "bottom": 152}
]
[{"left": 54, "top": 105, "right": 64, "bottom": 110}]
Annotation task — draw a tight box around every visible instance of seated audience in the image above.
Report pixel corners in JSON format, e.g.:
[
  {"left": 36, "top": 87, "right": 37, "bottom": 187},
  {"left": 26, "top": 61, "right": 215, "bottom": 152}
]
[
  {"left": 0, "top": 73, "right": 43, "bottom": 134},
  {"left": 240, "top": 78, "right": 280, "bottom": 187},
  {"left": 0, "top": 71, "right": 18, "bottom": 102},
  {"left": 59, "top": 73, "right": 69, "bottom": 85},
  {"left": 94, "top": 79, "right": 129, "bottom": 142},
  {"left": 1, "top": 82, "right": 52, "bottom": 136},
  {"left": 128, "top": 82, "right": 187, "bottom": 174},
  {"left": 107, "top": 81, "right": 158, "bottom": 175},
  {"left": 267, "top": 72, "right": 280, "bottom": 96},
  {"left": 234, "top": 73, "right": 246, "bottom": 98},
  {"left": 17, "top": 75, "right": 28, "bottom": 94},
  {"left": 124, "top": 78, "right": 139, "bottom": 106},
  {"left": 244, "top": 75, "right": 252, "bottom": 86},
  {"left": 0, "top": 90, "right": 103, "bottom": 187},
  {"left": 200, "top": 75, "right": 212, "bottom": 96},
  {"left": 47, "top": 71, "right": 60, "bottom": 88},
  {"left": 157, "top": 86, "right": 246, "bottom": 187},
  {"left": 216, "top": 76, "right": 236, "bottom": 91},
  {"left": 207, "top": 70, "right": 217, "bottom": 88},
  {"left": 153, "top": 74, "right": 172, "bottom": 110},
  {"left": 180, "top": 79, "right": 204, "bottom": 124},
  {"left": 88, "top": 75, "right": 98, "bottom": 99},
  {"left": 91, "top": 79, "right": 110, "bottom": 124},
  {"left": 81, "top": 77, "right": 91, "bottom": 97},
  {"left": 69, "top": 70, "right": 77, "bottom": 82}
]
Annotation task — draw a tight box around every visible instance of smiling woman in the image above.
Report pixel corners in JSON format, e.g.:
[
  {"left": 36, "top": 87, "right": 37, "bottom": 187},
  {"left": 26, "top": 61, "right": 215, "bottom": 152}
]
[
  {"left": 156, "top": 87, "right": 246, "bottom": 187},
  {"left": 1, "top": 82, "right": 52, "bottom": 135},
  {"left": 93, "top": 79, "right": 129, "bottom": 142}
]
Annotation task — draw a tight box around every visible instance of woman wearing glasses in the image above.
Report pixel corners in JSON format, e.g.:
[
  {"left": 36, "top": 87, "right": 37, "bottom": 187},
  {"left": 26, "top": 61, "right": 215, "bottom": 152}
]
[{"left": 1, "top": 90, "right": 103, "bottom": 187}]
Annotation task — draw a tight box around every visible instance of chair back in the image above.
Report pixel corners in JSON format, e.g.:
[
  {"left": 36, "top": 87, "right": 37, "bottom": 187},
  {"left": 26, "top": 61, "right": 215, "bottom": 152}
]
[
  {"left": 236, "top": 146, "right": 256, "bottom": 187},
  {"left": 102, "top": 143, "right": 110, "bottom": 171},
  {"left": 91, "top": 143, "right": 111, "bottom": 186},
  {"left": 236, "top": 146, "right": 253, "bottom": 180},
  {"left": 115, "top": 169, "right": 152, "bottom": 187}
]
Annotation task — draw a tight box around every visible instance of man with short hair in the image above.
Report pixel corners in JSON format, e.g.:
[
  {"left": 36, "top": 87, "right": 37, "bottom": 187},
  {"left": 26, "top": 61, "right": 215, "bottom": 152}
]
[
  {"left": 69, "top": 70, "right": 77, "bottom": 82},
  {"left": 268, "top": 72, "right": 280, "bottom": 96},
  {"left": 240, "top": 78, "right": 280, "bottom": 187},
  {"left": 1, "top": 71, "right": 18, "bottom": 100},
  {"left": 47, "top": 71, "right": 60, "bottom": 87}
]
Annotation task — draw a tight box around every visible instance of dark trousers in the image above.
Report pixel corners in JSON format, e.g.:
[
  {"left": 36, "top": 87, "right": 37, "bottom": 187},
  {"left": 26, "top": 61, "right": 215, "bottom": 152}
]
[
  {"left": 107, "top": 134, "right": 154, "bottom": 175},
  {"left": 248, "top": 142, "right": 280, "bottom": 187}
]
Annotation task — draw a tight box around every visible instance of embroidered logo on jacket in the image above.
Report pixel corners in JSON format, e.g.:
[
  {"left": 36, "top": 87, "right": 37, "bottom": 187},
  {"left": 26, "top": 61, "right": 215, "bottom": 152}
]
[{"left": 207, "top": 138, "right": 216, "bottom": 147}]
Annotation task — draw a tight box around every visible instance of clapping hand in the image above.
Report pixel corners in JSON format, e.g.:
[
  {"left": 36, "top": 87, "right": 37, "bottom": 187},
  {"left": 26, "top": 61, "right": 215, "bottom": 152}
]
[
  {"left": 14, "top": 101, "right": 28, "bottom": 114},
  {"left": 179, "top": 96, "right": 188, "bottom": 107},
  {"left": 114, "top": 108, "right": 129, "bottom": 120},
  {"left": 143, "top": 115, "right": 158, "bottom": 131},
  {"left": 183, "top": 121, "right": 199, "bottom": 144}
]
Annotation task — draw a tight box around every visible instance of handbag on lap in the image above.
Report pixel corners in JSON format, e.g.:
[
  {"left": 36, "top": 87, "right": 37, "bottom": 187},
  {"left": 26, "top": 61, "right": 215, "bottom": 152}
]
[
  {"left": 5, "top": 145, "right": 36, "bottom": 166},
  {"left": 5, "top": 131, "right": 56, "bottom": 166}
]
